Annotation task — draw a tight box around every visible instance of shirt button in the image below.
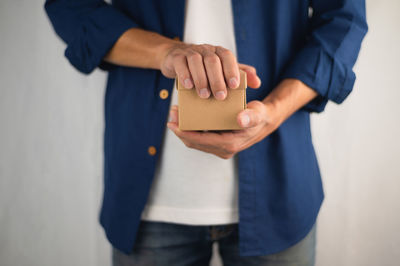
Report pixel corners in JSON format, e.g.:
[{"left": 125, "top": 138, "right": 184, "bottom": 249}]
[
  {"left": 159, "top": 89, "right": 169, "bottom": 99},
  {"left": 148, "top": 146, "right": 157, "bottom": 156}
]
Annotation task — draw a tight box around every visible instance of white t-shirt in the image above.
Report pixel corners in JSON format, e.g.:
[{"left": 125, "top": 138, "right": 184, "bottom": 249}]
[{"left": 140, "top": 0, "right": 239, "bottom": 225}]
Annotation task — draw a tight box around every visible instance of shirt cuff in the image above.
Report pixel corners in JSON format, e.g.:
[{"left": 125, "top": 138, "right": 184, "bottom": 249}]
[
  {"left": 65, "top": 4, "right": 137, "bottom": 74},
  {"left": 280, "top": 43, "right": 356, "bottom": 113}
]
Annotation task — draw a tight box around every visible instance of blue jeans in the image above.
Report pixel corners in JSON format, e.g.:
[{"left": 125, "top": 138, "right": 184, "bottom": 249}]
[{"left": 112, "top": 221, "right": 316, "bottom": 266}]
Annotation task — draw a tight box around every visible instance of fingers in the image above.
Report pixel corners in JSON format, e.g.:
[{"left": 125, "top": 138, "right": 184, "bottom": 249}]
[
  {"left": 216, "top": 46, "right": 240, "bottom": 89},
  {"left": 187, "top": 51, "right": 210, "bottom": 99},
  {"left": 166, "top": 112, "right": 240, "bottom": 159},
  {"left": 168, "top": 44, "right": 261, "bottom": 100},
  {"left": 203, "top": 51, "right": 227, "bottom": 100},
  {"left": 169, "top": 44, "right": 243, "bottom": 100},
  {"left": 173, "top": 54, "right": 193, "bottom": 89},
  {"left": 238, "top": 63, "right": 261, "bottom": 89},
  {"left": 237, "top": 101, "right": 267, "bottom": 128}
]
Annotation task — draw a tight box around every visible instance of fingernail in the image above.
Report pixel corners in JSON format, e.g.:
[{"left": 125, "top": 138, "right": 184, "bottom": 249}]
[
  {"left": 183, "top": 78, "right": 193, "bottom": 89},
  {"left": 199, "top": 88, "right": 210, "bottom": 98},
  {"left": 229, "top": 77, "right": 238, "bottom": 88},
  {"left": 215, "top": 91, "right": 226, "bottom": 100},
  {"left": 240, "top": 114, "right": 250, "bottom": 127}
]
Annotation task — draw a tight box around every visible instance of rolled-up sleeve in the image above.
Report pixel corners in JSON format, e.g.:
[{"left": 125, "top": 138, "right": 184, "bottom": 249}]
[
  {"left": 281, "top": 0, "right": 368, "bottom": 112},
  {"left": 45, "top": 0, "right": 138, "bottom": 74}
]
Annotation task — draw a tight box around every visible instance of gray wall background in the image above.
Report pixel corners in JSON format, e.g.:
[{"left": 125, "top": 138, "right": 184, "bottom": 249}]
[{"left": 0, "top": 1, "right": 399, "bottom": 265}]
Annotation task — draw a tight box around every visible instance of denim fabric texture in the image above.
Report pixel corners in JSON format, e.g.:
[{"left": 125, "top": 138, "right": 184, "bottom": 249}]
[{"left": 112, "top": 221, "right": 316, "bottom": 266}]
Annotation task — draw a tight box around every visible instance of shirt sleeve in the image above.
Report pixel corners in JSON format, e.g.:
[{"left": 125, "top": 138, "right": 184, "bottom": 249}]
[
  {"left": 280, "top": 0, "right": 368, "bottom": 113},
  {"left": 44, "top": 0, "right": 138, "bottom": 74}
]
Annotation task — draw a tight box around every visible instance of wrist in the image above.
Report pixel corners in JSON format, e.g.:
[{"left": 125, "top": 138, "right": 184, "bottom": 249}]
[
  {"left": 157, "top": 39, "right": 181, "bottom": 71},
  {"left": 262, "top": 99, "right": 285, "bottom": 129},
  {"left": 262, "top": 78, "right": 316, "bottom": 125}
]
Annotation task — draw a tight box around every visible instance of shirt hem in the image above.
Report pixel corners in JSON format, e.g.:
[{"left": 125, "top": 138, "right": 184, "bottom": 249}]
[{"left": 140, "top": 205, "right": 239, "bottom": 225}]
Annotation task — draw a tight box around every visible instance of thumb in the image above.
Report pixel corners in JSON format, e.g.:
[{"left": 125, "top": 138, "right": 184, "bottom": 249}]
[{"left": 237, "top": 101, "right": 267, "bottom": 128}]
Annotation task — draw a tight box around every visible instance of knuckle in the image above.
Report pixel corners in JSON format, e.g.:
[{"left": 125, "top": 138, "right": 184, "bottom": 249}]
[
  {"left": 171, "top": 48, "right": 183, "bottom": 55},
  {"left": 172, "top": 53, "right": 185, "bottom": 62},
  {"left": 175, "top": 47, "right": 186, "bottom": 54},
  {"left": 184, "top": 44, "right": 196, "bottom": 50},
  {"left": 248, "top": 65, "right": 257, "bottom": 73},
  {"left": 187, "top": 52, "right": 202, "bottom": 62},
  {"left": 195, "top": 44, "right": 210, "bottom": 53},
  {"left": 219, "top": 48, "right": 233, "bottom": 58},
  {"left": 253, "top": 101, "right": 265, "bottom": 110},
  {"left": 225, "top": 143, "right": 238, "bottom": 154},
  {"left": 204, "top": 54, "right": 220, "bottom": 65},
  {"left": 201, "top": 44, "right": 213, "bottom": 50}
]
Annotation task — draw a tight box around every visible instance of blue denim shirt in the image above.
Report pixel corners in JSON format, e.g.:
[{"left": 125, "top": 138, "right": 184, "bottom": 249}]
[{"left": 45, "top": 0, "right": 367, "bottom": 256}]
